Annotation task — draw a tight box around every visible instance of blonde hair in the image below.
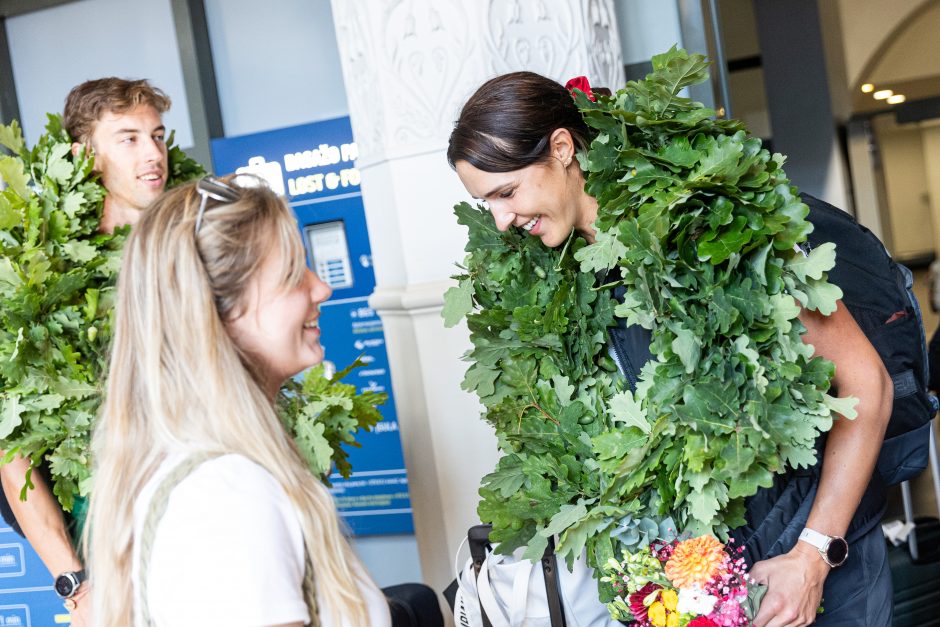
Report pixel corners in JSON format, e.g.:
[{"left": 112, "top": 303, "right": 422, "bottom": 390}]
[{"left": 86, "top": 177, "right": 372, "bottom": 626}]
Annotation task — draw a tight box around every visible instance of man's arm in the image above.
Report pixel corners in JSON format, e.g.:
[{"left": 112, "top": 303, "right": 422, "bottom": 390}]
[
  {"left": 751, "top": 301, "right": 892, "bottom": 627},
  {"left": 0, "top": 455, "right": 83, "bottom": 577}
]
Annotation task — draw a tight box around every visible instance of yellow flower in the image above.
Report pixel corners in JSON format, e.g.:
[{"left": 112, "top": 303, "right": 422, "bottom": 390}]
[
  {"left": 666, "top": 612, "right": 680, "bottom": 627},
  {"left": 648, "top": 601, "right": 667, "bottom": 627},
  {"left": 661, "top": 588, "right": 678, "bottom": 612},
  {"left": 664, "top": 535, "right": 727, "bottom": 589}
]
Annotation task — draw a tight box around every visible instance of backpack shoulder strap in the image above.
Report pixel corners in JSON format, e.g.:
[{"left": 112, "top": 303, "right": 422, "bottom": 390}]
[
  {"left": 802, "top": 192, "right": 938, "bottom": 485},
  {"left": 468, "top": 525, "right": 494, "bottom": 627},
  {"left": 540, "top": 537, "right": 568, "bottom": 627},
  {"left": 138, "top": 453, "right": 221, "bottom": 626},
  {"left": 467, "top": 524, "right": 568, "bottom": 627},
  {"left": 137, "top": 453, "right": 321, "bottom": 627}
]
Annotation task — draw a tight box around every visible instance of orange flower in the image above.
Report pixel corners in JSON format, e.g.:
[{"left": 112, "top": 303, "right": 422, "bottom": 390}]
[{"left": 664, "top": 535, "right": 727, "bottom": 589}]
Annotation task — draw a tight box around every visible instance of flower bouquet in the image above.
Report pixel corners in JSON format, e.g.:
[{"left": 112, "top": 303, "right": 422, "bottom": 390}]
[{"left": 603, "top": 534, "right": 765, "bottom": 627}]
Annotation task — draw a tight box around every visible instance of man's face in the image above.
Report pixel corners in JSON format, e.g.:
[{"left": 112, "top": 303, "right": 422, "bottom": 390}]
[{"left": 89, "top": 104, "right": 168, "bottom": 213}]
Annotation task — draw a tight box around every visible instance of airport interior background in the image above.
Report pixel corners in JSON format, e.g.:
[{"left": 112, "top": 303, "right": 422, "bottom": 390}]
[{"left": 1, "top": 0, "right": 940, "bottom": 624}]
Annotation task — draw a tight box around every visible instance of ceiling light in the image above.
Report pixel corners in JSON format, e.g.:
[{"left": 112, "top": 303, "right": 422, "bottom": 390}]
[
  {"left": 887, "top": 94, "right": 906, "bottom": 104},
  {"left": 861, "top": 83, "right": 874, "bottom": 93},
  {"left": 873, "top": 89, "right": 894, "bottom": 100}
]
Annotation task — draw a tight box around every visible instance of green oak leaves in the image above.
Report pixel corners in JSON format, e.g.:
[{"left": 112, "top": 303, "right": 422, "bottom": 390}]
[{"left": 444, "top": 47, "right": 852, "bottom": 601}]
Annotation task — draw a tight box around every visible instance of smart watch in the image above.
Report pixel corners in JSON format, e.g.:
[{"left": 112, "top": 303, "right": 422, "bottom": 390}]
[
  {"left": 54, "top": 570, "right": 86, "bottom": 598},
  {"left": 798, "top": 528, "right": 849, "bottom": 567}
]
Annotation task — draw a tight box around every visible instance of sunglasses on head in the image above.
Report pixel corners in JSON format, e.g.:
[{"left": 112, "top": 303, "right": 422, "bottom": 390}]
[{"left": 194, "top": 174, "right": 269, "bottom": 233}]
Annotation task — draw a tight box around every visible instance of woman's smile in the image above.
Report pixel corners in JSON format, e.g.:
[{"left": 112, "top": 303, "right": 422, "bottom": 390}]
[{"left": 521, "top": 215, "right": 541, "bottom": 232}]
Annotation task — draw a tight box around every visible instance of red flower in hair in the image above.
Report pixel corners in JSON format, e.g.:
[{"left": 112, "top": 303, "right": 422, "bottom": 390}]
[
  {"left": 687, "top": 618, "right": 719, "bottom": 627},
  {"left": 565, "top": 76, "right": 596, "bottom": 101}
]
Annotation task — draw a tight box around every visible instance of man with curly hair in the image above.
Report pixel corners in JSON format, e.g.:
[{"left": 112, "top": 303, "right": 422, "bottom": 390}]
[
  {"left": 0, "top": 77, "right": 171, "bottom": 625},
  {"left": 64, "top": 77, "right": 171, "bottom": 231}
]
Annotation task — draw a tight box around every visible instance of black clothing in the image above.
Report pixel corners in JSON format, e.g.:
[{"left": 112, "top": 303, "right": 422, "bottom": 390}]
[{"left": 607, "top": 318, "right": 892, "bottom": 625}]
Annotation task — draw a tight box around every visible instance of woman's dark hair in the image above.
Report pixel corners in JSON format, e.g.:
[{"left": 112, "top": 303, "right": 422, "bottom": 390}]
[{"left": 447, "top": 71, "right": 594, "bottom": 173}]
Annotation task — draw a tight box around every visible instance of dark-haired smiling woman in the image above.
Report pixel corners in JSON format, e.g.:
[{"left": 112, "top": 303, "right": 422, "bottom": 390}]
[{"left": 448, "top": 72, "right": 893, "bottom": 627}]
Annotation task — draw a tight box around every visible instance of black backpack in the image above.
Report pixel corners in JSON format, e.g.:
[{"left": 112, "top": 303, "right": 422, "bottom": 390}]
[
  {"left": 609, "top": 194, "right": 938, "bottom": 486},
  {"left": 802, "top": 194, "right": 937, "bottom": 485}
]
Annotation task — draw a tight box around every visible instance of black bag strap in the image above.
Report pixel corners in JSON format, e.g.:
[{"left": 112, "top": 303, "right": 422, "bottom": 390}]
[
  {"left": 466, "top": 524, "right": 568, "bottom": 627},
  {"left": 468, "top": 525, "right": 493, "bottom": 627},
  {"left": 540, "top": 536, "right": 567, "bottom": 627}
]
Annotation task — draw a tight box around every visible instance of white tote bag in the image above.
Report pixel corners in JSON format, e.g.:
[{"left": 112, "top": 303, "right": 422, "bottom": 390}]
[{"left": 453, "top": 541, "right": 619, "bottom": 627}]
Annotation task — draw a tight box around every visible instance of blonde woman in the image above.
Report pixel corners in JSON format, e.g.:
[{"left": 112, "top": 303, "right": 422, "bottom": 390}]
[{"left": 85, "top": 176, "right": 391, "bottom": 627}]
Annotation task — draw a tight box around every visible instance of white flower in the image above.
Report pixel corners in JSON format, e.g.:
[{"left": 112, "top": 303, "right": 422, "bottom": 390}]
[{"left": 677, "top": 587, "right": 718, "bottom": 615}]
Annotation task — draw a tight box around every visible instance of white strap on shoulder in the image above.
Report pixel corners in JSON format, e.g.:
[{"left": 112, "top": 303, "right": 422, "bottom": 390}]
[
  {"left": 508, "top": 557, "right": 535, "bottom": 626},
  {"left": 454, "top": 534, "right": 470, "bottom": 580},
  {"left": 475, "top": 556, "right": 506, "bottom": 627}
]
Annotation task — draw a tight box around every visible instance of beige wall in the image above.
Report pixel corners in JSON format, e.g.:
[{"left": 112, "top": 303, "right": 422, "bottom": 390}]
[
  {"left": 869, "top": 0, "right": 940, "bottom": 85},
  {"left": 875, "top": 116, "right": 936, "bottom": 260},
  {"left": 719, "top": 0, "right": 760, "bottom": 59},
  {"left": 924, "top": 123, "right": 940, "bottom": 262},
  {"left": 728, "top": 68, "right": 771, "bottom": 138},
  {"left": 838, "top": 0, "right": 933, "bottom": 87}
]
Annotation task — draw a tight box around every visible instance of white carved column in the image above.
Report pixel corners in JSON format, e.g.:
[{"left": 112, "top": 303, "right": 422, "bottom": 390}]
[{"left": 330, "top": 0, "right": 624, "bottom": 597}]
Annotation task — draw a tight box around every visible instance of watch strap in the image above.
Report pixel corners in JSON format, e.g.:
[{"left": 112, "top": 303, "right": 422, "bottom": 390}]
[
  {"left": 798, "top": 527, "right": 848, "bottom": 567},
  {"left": 798, "top": 527, "right": 830, "bottom": 550}
]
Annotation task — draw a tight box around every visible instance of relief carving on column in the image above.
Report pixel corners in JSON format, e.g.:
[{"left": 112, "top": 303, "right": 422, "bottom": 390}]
[
  {"left": 380, "top": 0, "right": 475, "bottom": 152},
  {"left": 484, "top": 0, "right": 580, "bottom": 79},
  {"left": 331, "top": 0, "right": 623, "bottom": 168},
  {"left": 585, "top": 0, "right": 625, "bottom": 90},
  {"left": 332, "top": 0, "right": 477, "bottom": 168},
  {"left": 484, "top": 0, "right": 623, "bottom": 91},
  {"left": 331, "top": 1, "right": 387, "bottom": 165}
]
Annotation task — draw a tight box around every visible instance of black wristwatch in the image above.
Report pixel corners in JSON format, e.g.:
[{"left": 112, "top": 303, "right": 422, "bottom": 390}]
[
  {"left": 798, "top": 528, "right": 849, "bottom": 568},
  {"left": 54, "top": 570, "right": 86, "bottom": 598}
]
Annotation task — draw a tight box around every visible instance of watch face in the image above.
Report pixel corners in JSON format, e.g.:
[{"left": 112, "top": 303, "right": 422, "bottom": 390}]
[
  {"left": 55, "top": 573, "right": 76, "bottom": 597},
  {"left": 826, "top": 537, "right": 849, "bottom": 566}
]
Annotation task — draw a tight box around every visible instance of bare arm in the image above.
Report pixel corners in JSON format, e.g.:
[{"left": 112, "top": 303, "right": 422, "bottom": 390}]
[
  {"left": 799, "top": 302, "right": 892, "bottom": 542},
  {"left": 0, "top": 455, "right": 83, "bottom": 577},
  {"left": 752, "top": 301, "right": 892, "bottom": 627}
]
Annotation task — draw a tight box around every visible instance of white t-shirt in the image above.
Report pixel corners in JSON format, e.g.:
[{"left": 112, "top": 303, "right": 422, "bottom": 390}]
[{"left": 131, "top": 453, "right": 391, "bottom": 627}]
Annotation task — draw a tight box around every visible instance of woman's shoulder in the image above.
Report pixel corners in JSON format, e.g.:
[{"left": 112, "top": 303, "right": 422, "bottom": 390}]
[
  {"left": 179, "top": 453, "right": 281, "bottom": 489},
  {"left": 161, "top": 453, "right": 294, "bottom": 522},
  {"left": 138, "top": 453, "right": 309, "bottom": 625},
  {"left": 133, "top": 451, "right": 301, "bottom": 550}
]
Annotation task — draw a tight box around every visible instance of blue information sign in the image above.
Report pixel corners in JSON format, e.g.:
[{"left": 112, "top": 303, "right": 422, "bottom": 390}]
[
  {"left": 211, "top": 118, "right": 414, "bottom": 536},
  {"left": 0, "top": 522, "right": 69, "bottom": 625}
]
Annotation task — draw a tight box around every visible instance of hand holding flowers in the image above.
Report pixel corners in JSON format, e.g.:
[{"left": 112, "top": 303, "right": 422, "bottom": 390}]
[{"left": 748, "top": 545, "right": 828, "bottom": 627}]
